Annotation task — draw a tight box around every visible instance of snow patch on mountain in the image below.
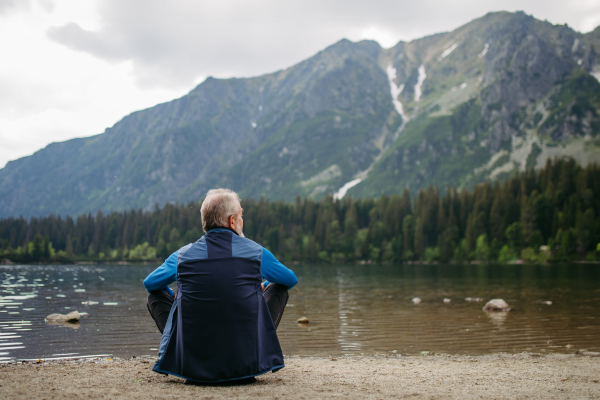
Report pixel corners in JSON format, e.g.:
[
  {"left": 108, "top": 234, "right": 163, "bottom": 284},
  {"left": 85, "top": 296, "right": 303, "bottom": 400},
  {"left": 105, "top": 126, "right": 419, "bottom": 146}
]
[
  {"left": 478, "top": 43, "right": 489, "bottom": 58},
  {"left": 414, "top": 65, "right": 426, "bottom": 103},
  {"left": 386, "top": 65, "right": 408, "bottom": 121},
  {"left": 572, "top": 39, "right": 579, "bottom": 53},
  {"left": 438, "top": 42, "right": 459, "bottom": 61},
  {"left": 333, "top": 178, "right": 362, "bottom": 200},
  {"left": 474, "top": 150, "right": 509, "bottom": 175},
  {"left": 301, "top": 165, "right": 341, "bottom": 188}
]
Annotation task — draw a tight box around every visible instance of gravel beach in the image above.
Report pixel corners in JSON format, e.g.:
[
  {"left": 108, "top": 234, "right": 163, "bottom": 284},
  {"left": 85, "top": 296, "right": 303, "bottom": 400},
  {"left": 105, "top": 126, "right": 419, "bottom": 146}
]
[{"left": 1, "top": 353, "right": 599, "bottom": 399}]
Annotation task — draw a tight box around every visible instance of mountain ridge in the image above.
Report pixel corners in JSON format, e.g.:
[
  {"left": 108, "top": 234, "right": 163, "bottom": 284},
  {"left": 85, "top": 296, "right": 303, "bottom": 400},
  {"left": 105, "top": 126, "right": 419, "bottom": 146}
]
[{"left": 2, "top": 11, "right": 600, "bottom": 217}]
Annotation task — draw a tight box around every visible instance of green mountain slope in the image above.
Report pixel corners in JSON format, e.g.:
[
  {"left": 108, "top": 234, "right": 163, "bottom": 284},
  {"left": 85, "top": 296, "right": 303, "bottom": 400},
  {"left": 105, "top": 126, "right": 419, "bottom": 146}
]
[
  {"left": 352, "top": 11, "right": 600, "bottom": 197},
  {"left": 1, "top": 11, "right": 600, "bottom": 217}
]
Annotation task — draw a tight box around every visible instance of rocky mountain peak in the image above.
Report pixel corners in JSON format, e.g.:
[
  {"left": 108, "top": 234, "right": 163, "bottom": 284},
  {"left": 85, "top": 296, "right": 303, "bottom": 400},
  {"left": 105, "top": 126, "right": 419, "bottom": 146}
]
[{"left": 1, "top": 11, "right": 599, "bottom": 217}]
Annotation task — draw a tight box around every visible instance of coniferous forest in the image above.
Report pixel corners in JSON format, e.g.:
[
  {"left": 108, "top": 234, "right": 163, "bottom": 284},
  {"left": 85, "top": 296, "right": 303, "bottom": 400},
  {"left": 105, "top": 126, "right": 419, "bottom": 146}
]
[{"left": 1, "top": 158, "right": 599, "bottom": 265}]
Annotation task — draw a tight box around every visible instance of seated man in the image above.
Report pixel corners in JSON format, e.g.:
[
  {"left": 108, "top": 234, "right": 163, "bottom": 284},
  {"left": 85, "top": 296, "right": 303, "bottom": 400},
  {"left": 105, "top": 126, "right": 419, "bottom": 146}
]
[{"left": 143, "top": 188, "right": 298, "bottom": 383}]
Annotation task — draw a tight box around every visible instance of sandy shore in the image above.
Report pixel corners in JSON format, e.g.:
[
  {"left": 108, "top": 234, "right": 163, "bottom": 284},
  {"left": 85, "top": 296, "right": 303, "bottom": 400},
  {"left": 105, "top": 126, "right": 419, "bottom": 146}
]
[{"left": 1, "top": 353, "right": 599, "bottom": 399}]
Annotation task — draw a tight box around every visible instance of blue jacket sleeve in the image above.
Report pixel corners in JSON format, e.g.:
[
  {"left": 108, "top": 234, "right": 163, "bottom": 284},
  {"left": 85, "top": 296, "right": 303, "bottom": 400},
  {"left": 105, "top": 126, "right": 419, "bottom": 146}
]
[
  {"left": 261, "top": 248, "right": 298, "bottom": 289},
  {"left": 143, "top": 251, "right": 177, "bottom": 296}
]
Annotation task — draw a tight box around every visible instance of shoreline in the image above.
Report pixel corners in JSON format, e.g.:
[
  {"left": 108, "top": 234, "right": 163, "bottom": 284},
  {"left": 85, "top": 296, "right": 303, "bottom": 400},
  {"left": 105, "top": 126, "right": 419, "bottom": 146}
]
[
  {"left": 1, "top": 353, "right": 599, "bottom": 399},
  {"left": 3, "top": 260, "right": 600, "bottom": 266}
]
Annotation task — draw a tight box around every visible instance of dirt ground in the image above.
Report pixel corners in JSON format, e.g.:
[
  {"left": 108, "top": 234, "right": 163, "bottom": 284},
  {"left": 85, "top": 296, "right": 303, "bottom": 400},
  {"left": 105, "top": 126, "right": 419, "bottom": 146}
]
[{"left": 0, "top": 353, "right": 599, "bottom": 399}]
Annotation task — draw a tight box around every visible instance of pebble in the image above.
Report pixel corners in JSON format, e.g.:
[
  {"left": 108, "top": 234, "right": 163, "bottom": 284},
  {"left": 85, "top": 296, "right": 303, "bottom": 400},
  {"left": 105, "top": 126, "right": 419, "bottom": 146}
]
[
  {"left": 412, "top": 297, "right": 421, "bottom": 304},
  {"left": 297, "top": 317, "right": 309, "bottom": 324}
]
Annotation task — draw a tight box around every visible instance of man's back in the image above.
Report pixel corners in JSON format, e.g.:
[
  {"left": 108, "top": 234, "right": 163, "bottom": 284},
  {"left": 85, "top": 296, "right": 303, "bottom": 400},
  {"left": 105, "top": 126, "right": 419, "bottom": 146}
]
[{"left": 151, "top": 228, "right": 285, "bottom": 383}]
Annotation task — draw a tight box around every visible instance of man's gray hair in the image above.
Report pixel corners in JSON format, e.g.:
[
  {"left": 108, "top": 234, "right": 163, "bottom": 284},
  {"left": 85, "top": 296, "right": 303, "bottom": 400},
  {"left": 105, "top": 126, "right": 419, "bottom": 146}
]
[{"left": 200, "top": 188, "right": 241, "bottom": 232}]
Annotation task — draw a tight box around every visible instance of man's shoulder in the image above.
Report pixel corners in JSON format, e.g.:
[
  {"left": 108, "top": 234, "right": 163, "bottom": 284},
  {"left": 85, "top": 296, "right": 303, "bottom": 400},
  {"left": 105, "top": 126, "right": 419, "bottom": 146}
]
[
  {"left": 179, "top": 236, "right": 204, "bottom": 251},
  {"left": 177, "top": 237, "right": 207, "bottom": 263},
  {"left": 231, "top": 235, "right": 263, "bottom": 260},
  {"left": 237, "top": 235, "right": 261, "bottom": 246}
]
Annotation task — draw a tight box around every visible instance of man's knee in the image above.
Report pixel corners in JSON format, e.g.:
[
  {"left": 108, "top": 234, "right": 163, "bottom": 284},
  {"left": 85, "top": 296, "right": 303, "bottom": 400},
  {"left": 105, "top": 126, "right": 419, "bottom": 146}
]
[
  {"left": 264, "top": 283, "right": 289, "bottom": 302},
  {"left": 147, "top": 289, "right": 174, "bottom": 334},
  {"left": 264, "top": 283, "right": 288, "bottom": 329},
  {"left": 147, "top": 289, "right": 173, "bottom": 308}
]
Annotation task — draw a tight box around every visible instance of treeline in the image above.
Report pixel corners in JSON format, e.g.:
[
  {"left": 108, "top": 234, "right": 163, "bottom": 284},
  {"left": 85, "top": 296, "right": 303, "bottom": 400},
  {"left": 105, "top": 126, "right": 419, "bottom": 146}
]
[{"left": 1, "top": 158, "right": 599, "bottom": 264}]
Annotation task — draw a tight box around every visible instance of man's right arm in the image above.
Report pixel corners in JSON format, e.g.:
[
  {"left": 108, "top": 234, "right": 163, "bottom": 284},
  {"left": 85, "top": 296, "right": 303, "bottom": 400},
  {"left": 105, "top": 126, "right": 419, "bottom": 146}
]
[{"left": 143, "top": 251, "right": 178, "bottom": 296}]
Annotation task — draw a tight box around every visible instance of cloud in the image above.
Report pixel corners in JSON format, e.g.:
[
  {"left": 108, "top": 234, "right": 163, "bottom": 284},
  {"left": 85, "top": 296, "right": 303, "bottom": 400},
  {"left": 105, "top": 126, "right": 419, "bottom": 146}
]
[
  {"left": 47, "top": 22, "right": 127, "bottom": 60},
  {"left": 0, "top": 1, "right": 190, "bottom": 168},
  {"left": 2, "top": 0, "right": 600, "bottom": 168},
  {"left": 0, "top": 0, "right": 53, "bottom": 15},
  {"left": 0, "top": 0, "right": 23, "bottom": 13},
  {"left": 45, "top": 0, "right": 600, "bottom": 90}
]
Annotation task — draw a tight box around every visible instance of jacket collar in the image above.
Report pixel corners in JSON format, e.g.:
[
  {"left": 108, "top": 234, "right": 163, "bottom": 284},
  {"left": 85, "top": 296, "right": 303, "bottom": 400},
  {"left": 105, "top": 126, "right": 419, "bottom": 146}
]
[{"left": 206, "top": 227, "right": 239, "bottom": 236}]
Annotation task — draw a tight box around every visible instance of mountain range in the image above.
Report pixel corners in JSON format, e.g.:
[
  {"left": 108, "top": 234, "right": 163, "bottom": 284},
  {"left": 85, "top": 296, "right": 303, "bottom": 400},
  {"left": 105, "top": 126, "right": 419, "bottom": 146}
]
[{"left": 2, "top": 11, "right": 600, "bottom": 217}]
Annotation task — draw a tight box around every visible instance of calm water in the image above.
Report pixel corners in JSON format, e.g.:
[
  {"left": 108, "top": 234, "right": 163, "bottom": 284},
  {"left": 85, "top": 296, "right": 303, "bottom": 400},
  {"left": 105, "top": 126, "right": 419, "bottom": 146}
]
[{"left": 0, "top": 263, "right": 598, "bottom": 361}]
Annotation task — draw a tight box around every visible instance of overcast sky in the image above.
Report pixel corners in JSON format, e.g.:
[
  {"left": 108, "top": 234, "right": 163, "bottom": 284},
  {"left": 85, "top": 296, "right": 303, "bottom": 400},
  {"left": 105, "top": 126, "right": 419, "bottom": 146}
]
[{"left": 1, "top": 0, "right": 599, "bottom": 168}]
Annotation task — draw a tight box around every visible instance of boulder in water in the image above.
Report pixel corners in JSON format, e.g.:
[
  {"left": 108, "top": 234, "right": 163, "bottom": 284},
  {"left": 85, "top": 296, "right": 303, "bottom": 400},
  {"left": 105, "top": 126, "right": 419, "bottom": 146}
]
[
  {"left": 45, "top": 311, "right": 82, "bottom": 322},
  {"left": 482, "top": 299, "right": 511, "bottom": 312},
  {"left": 46, "top": 320, "right": 80, "bottom": 329}
]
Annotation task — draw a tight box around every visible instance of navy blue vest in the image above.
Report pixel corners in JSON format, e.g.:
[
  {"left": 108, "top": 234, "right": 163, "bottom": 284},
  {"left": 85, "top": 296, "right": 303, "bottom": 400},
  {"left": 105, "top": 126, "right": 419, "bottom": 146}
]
[{"left": 152, "top": 229, "right": 284, "bottom": 382}]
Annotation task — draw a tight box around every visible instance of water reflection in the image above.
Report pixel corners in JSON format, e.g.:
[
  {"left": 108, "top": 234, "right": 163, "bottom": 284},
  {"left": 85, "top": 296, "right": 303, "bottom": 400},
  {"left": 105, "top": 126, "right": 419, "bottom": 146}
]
[
  {"left": 0, "top": 264, "right": 160, "bottom": 362},
  {"left": 0, "top": 263, "right": 598, "bottom": 361},
  {"left": 276, "top": 263, "right": 600, "bottom": 356},
  {"left": 485, "top": 311, "right": 509, "bottom": 326},
  {"left": 336, "top": 267, "right": 363, "bottom": 353}
]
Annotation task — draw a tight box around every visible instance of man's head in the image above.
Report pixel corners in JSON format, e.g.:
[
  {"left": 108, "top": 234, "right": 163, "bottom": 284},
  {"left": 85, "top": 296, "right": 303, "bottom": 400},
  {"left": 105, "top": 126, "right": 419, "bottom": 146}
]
[{"left": 200, "top": 188, "right": 244, "bottom": 236}]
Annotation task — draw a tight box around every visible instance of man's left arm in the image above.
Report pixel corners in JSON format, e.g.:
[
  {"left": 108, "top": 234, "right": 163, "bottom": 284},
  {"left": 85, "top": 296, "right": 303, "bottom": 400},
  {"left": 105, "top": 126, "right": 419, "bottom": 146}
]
[{"left": 261, "top": 247, "right": 298, "bottom": 289}]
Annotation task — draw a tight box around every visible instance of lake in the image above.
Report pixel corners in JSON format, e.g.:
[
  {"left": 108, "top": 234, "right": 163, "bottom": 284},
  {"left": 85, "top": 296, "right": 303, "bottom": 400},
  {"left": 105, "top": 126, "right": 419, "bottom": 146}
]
[{"left": 0, "top": 263, "right": 599, "bottom": 361}]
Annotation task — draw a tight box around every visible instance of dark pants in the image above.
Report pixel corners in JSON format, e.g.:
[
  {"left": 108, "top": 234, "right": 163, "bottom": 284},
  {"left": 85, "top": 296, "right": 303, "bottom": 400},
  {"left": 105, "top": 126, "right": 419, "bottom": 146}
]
[{"left": 147, "top": 283, "right": 289, "bottom": 334}]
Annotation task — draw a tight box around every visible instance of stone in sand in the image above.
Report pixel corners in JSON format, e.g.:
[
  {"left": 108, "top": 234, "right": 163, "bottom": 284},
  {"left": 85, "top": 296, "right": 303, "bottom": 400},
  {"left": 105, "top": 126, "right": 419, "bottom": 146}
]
[
  {"left": 482, "top": 299, "right": 511, "bottom": 312},
  {"left": 443, "top": 298, "right": 451, "bottom": 303},
  {"left": 45, "top": 311, "right": 82, "bottom": 322},
  {"left": 297, "top": 317, "right": 309, "bottom": 324},
  {"left": 412, "top": 297, "right": 421, "bottom": 304}
]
